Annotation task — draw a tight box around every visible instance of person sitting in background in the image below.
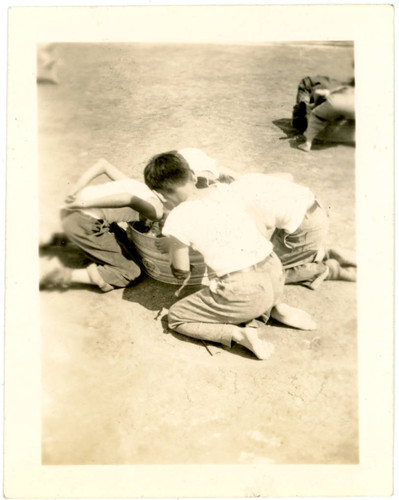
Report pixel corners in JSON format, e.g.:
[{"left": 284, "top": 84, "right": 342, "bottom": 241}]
[
  {"left": 292, "top": 75, "right": 355, "bottom": 152},
  {"left": 143, "top": 151, "right": 317, "bottom": 361},
  {"left": 292, "top": 75, "right": 344, "bottom": 134},
  {"left": 40, "top": 158, "right": 163, "bottom": 292}
]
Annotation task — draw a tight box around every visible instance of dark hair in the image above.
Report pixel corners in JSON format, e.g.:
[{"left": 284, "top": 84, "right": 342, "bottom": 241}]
[{"left": 144, "top": 151, "right": 192, "bottom": 192}]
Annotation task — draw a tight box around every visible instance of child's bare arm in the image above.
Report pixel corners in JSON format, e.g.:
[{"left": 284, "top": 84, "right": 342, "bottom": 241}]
[
  {"left": 169, "top": 237, "right": 190, "bottom": 278},
  {"left": 67, "top": 159, "right": 128, "bottom": 199},
  {"left": 67, "top": 193, "right": 163, "bottom": 221}
]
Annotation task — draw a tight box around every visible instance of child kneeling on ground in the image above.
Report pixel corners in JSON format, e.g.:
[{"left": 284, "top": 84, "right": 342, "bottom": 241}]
[
  {"left": 227, "top": 172, "right": 356, "bottom": 289},
  {"left": 144, "top": 151, "right": 316, "bottom": 360},
  {"left": 40, "top": 158, "right": 163, "bottom": 292}
]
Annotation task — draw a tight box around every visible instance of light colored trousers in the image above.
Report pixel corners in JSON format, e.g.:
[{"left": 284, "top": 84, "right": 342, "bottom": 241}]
[
  {"left": 271, "top": 201, "right": 329, "bottom": 287},
  {"left": 168, "top": 252, "right": 284, "bottom": 347}
]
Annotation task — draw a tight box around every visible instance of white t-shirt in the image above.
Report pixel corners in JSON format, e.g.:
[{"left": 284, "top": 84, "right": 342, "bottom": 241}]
[
  {"left": 162, "top": 186, "right": 272, "bottom": 277},
  {"left": 76, "top": 178, "right": 159, "bottom": 223},
  {"left": 228, "top": 173, "right": 315, "bottom": 234},
  {"left": 179, "top": 148, "right": 219, "bottom": 180}
]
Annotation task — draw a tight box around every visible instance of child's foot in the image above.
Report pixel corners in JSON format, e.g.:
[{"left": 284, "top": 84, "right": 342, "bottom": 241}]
[
  {"left": 271, "top": 303, "right": 317, "bottom": 330},
  {"left": 298, "top": 140, "right": 312, "bottom": 152},
  {"left": 235, "top": 326, "right": 275, "bottom": 360},
  {"left": 40, "top": 258, "right": 72, "bottom": 289},
  {"left": 326, "top": 247, "right": 357, "bottom": 268},
  {"left": 325, "top": 258, "right": 357, "bottom": 281}
]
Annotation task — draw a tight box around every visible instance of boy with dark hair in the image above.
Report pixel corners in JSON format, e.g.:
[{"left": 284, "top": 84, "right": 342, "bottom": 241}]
[{"left": 144, "top": 152, "right": 316, "bottom": 360}]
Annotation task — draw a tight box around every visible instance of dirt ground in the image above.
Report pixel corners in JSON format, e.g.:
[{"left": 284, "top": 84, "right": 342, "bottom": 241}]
[{"left": 39, "top": 42, "right": 357, "bottom": 465}]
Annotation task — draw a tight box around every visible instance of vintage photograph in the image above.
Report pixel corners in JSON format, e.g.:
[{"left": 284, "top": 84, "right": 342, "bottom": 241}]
[
  {"left": 5, "top": 4, "right": 394, "bottom": 498},
  {"left": 38, "top": 40, "right": 357, "bottom": 465}
]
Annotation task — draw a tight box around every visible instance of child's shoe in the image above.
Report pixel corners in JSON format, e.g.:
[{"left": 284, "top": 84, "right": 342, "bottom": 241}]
[
  {"left": 271, "top": 303, "right": 317, "bottom": 330},
  {"left": 298, "top": 140, "right": 312, "bottom": 152},
  {"left": 325, "top": 258, "right": 356, "bottom": 282},
  {"left": 238, "top": 325, "right": 275, "bottom": 360}
]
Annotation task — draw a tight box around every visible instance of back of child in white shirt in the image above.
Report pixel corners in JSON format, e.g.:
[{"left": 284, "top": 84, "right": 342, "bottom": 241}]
[
  {"left": 227, "top": 173, "right": 315, "bottom": 234},
  {"left": 162, "top": 185, "right": 272, "bottom": 277}
]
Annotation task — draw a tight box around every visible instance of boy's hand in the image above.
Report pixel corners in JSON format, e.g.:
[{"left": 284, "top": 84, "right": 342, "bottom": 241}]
[{"left": 155, "top": 237, "right": 170, "bottom": 254}]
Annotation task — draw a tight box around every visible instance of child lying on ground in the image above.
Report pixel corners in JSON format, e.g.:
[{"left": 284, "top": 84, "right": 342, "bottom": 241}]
[
  {"left": 40, "top": 158, "right": 163, "bottom": 292},
  {"left": 144, "top": 151, "right": 317, "bottom": 360},
  {"left": 227, "top": 172, "right": 356, "bottom": 288}
]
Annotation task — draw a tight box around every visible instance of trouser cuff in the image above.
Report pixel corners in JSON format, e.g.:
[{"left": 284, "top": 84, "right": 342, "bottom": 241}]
[{"left": 87, "top": 264, "right": 114, "bottom": 292}]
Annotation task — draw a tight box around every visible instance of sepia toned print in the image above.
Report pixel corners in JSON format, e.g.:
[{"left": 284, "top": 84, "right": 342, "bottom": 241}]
[
  {"left": 38, "top": 41, "right": 357, "bottom": 465},
  {"left": 5, "top": 5, "right": 394, "bottom": 498}
]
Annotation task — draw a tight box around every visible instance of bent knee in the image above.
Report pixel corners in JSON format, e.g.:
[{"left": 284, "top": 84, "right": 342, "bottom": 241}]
[
  {"left": 125, "top": 262, "right": 141, "bottom": 282},
  {"left": 168, "top": 303, "right": 184, "bottom": 330}
]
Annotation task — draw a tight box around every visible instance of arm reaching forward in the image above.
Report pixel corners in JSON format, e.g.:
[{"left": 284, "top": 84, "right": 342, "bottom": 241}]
[
  {"left": 169, "top": 237, "right": 191, "bottom": 279},
  {"left": 66, "top": 159, "right": 128, "bottom": 200},
  {"left": 66, "top": 192, "right": 163, "bottom": 221}
]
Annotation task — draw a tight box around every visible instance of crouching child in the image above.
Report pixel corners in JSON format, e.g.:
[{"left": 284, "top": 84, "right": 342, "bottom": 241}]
[
  {"left": 227, "top": 172, "right": 356, "bottom": 289},
  {"left": 144, "top": 151, "right": 316, "bottom": 360},
  {"left": 40, "top": 158, "right": 163, "bottom": 292}
]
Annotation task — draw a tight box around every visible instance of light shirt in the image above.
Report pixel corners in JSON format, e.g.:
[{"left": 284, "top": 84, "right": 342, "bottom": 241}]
[
  {"left": 179, "top": 148, "right": 219, "bottom": 179},
  {"left": 162, "top": 185, "right": 272, "bottom": 277},
  {"left": 228, "top": 173, "right": 315, "bottom": 234},
  {"left": 76, "top": 178, "right": 158, "bottom": 223}
]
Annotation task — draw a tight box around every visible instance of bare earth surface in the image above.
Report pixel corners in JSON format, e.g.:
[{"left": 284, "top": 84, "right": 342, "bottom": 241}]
[{"left": 39, "top": 43, "right": 357, "bottom": 465}]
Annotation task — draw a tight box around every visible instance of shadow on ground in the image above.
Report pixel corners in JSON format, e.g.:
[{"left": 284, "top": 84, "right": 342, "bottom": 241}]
[
  {"left": 123, "top": 274, "right": 263, "bottom": 361},
  {"left": 273, "top": 117, "right": 299, "bottom": 140},
  {"left": 273, "top": 117, "right": 337, "bottom": 152},
  {"left": 39, "top": 233, "right": 90, "bottom": 268},
  {"left": 273, "top": 117, "right": 355, "bottom": 152},
  {"left": 40, "top": 43, "right": 358, "bottom": 466}
]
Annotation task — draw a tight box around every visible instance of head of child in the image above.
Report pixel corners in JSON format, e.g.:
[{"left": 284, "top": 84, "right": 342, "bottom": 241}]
[{"left": 144, "top": 151, "right": 197, "bottom": 208}]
